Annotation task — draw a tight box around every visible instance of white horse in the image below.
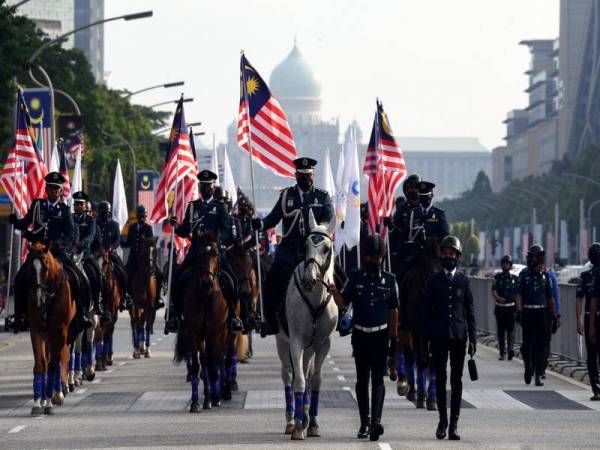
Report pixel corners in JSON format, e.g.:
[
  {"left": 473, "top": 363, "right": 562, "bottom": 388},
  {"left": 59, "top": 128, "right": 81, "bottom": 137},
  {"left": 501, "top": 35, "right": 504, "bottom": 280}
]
[{"left": 275, "top": 210, "right": 338, "bottom": 440}]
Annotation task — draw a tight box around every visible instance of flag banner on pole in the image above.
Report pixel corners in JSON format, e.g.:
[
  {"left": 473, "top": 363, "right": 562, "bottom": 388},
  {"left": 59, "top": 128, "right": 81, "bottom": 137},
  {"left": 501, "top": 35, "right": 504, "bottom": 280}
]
[
  {"left": 71, "top": 145, "right": 82, "bottom": 197},
  {"left": 58, "top": 115, "right": 84, "bottom": 168},
  {"left": 150, "top": 96, "right": 196, "bottom": 224},
  {"left": 48, "top": 143, "right": 59, "bottom": 173},
  {"left": 1, "top": 88, "right": 47, "bottom": 213},
  {"left": 137, "top": 170, "right": 158, "bottom": 212},
  {"left": 343, "top": 128, "right": 361, "bottom": 250},
  {"left": 113, "top": 159, "right": 128, "bottom": 232},
  {"left": 238, "top": 54, "right": 297, "bottom": 178},
  {"left": 58, "top": 141, "right": 71, "bottom": 200},
  {"left": 334, "top": 144, "right": 346, "bottom": 254},
  {"left": 363, "top": 100, "right": 407, "bottom": 235},
  {"left": 222, "top": 146, "right": 237, "bottom": 207},
  {"left": 23, "top": 88, "right": 52, "bottom": 165}
]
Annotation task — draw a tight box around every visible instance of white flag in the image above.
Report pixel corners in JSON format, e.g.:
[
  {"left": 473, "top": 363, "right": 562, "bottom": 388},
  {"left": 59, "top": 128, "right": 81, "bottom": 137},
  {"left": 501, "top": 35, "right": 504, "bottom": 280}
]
[
  {"left": 334, "top": 144, "right": 346, "bottom": 254},
  {"left": 49, "top": 144, "right": 59, "bottom": 173},
  {"left": 222, "top": 146, "right": 237, "bottom": 207},
  {"left": 112, "top": 159, "right": 128, "bottom": 231},
  {"left": 343, "top": 127, "right": 361, "bottom": 250},
  {"left": 71, "top": 149, "right": 82, "bottom": 194},
  {"left": 211, "top": 137, "right": 220, "bottom": 185},
  {"left": 322, "top": 148, "right": 336, "bottom": 199}
]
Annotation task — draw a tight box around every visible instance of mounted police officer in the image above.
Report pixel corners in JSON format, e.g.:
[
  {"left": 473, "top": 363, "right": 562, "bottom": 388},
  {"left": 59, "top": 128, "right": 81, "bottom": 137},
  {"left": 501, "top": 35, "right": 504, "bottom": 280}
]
[
  {"left": 418, "top": 181, "right": 449, "bottom": 244},
  {"left": 576, "top": 243, "right": 600, "bottom": 400},
  {"left": 10, "top": 172, "right": 93, "bottom": 332},
  {"left": 516, "top": 244, "right": 556, "bottom": 387},
  {"left": 72, "top": 191, "right": 109, "bottom": 321},
  {"left": 165, "top": 170, "right": 244, "bottom": 334},
  {"left": 492, "top": 255, "right": 518, "bottom": 360},
  {"left": 93, "top": 200, "right": 130, "bottom": 311},
  {"left": 214, "top": 187, "right": 242, "bottom": 250},
  {"left": 425, "top": 236, "right": 476, "bottom": 441},
  {"left": 252, "top": 157, "right": 334, "bottom": 336},
  {"left": 339, "top": 235, "right": 398, "bottom": 441},
  {"left": 121, "top": 205, "right": 164, "bottom": 308}
]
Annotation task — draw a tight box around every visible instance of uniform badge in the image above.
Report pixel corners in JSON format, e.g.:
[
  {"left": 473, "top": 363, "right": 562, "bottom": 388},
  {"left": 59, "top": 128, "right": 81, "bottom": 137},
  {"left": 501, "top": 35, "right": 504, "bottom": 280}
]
[
  {"left": 287, "top": 199, "right": 294, "bottom": 207},
  {"left": 381, "top": 278, "right": 386, "bottom": 285}
]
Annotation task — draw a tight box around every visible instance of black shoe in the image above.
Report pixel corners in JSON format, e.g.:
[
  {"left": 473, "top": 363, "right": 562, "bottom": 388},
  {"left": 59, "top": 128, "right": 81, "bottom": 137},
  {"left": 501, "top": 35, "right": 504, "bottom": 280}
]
[
  {"left": 369, "top": 421, "right": 383, "bottom": 441},
  {"left": 541, "top": 372, "right": 546, "bottom": 379},
  {"left": 436, "top": 420, "right": 448, "bottom": 440},
  {"left": 165, "top": 316, "right": 180, "bottom": 334},
  {"left": 426, "top": 397, "right": 437, "bottom": 411},
  {"left": 448, "top": 421, "right": 460, "bottom": 440},
  {"left": 498, "top": 353, "right": 505, "bottom": 361},
  {"left": 406, "top": 386, "right": 416, "bottom": 402},
  {"left": 507, "top": 351, "right": 514, "bottom": 361},
  {"left": 357, "top": 422, "right": 370, "bottom": 439},
  {"left": 230, "top": 317, "right": 244, "bottom": 333},
  {"left": 416, "top": 396, "right": 425, "bottom": 409},
  {"left": 535, "top": 375, "right": 544, "bottom": 387},
  {"left": 524, "top": 370, "right": 532, "bottom": 385},
  {"left": 590, "top": 393, "right": 600, "bottom": 401}
]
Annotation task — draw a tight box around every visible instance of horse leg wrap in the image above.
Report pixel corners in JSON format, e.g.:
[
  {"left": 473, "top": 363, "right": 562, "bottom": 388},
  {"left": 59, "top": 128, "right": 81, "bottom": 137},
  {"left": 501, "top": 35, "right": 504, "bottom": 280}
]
[
  {"left": 230, "top": 355, "right": 238, "bottom": 380},
  {"left": 303, "top": 384, "right": 310, "bottom": 410},
  {"left": 132, "top": 329, "right": 139, "bottom": 350},
  {"left": 138, "top": 329, "right": 145, "bottom": 348},
  {"left": 407, "top": 362, "right": 416, "bottom": 386},
  {"left": 45, "top": 372, "right": 54, "bottom": 400},
  {"left": 80, "top": 351, "right": 88, "bottom": 370},
  {"left": 294, "top": 391, "right": 304, "bottom": 422},
  {"left": 69, "top": 353, "right": 75, "bottom": 373},
  {"left": 95, "top": 341, "right": 104, "bottom": 360},
  {"left": 106, "top": 336, "right": 113, "bottom": 355},
  {"left": 54, "top": 363, "right": 62, "bottom": 393},
  {"left": 285, "top": 386, "right": 294, "bottom": 415},
  {"left": 145, "top": 327, "right": 151, "bottom": 347},
  {"left": 309, "top": 390, "right": 320, "bottom": 417},
  {"left": 397, "top": 353, "right": 406, "bottom": 378},
  {"left": 41, "top": 373, "right": 48, "bottom": 402},
  {"left": 427, "top": 369, "right": 437, "bottom": 398},
  {"left": 191, "top": 375, "right": 199, "bottom": 403},
  {"left": 417, "top": 368, "right": 426, "bottom": 397},
  {"left": 201, "top": 369, "right": 210, "bottom": 398},
  {"left": 33, "top": 374, "right": 44, "bottom": 401}
]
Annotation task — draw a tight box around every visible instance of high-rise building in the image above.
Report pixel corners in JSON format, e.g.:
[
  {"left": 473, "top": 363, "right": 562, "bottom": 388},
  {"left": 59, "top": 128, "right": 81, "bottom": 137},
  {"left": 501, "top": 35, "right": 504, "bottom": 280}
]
[
  {"left": 7, "top": 0, "right": 75, "bottom": 48},
  {"left": 74, "top": 0, "right": 104, "bottom": 83}
]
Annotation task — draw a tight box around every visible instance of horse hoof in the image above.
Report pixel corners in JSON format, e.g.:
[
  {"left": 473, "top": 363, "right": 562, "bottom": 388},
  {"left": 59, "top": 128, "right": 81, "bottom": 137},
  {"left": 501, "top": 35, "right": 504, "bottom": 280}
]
[
  {"left": 106, "top": 359, "right": 113, "bottom": 366},
  {"left": 44, "top": 406, "right": 54, "bottom": 415},
  {"left": 62, "top": 385, "right": 69, "bottom": 397},
  {"left": 68, "top": 383, "right": 75, "bottom": 393},
  {"left": 285, "top": 423, "right": 294, "bottom": 435},
  {"left": 31, "top": 406, "right": 43, "bottom": 416},
  {"left": 74, "top": 378, "right": 81, "bottom": 386},
  {"left": 144, "top": 349, "right": 151, "bottom": 358},
  {"left": 291, "top": 425, "right": 305, "bottom": 440},
  {"left": 307, "top": 425, "right": 321, "bottom": 437},
  {"left": 52, "top": 392, "right": 64, "bottom": 406},
  {"left": 202, "top": 399, "right": 211, "bottom": 410},
  {"left": 231, "top": 380, "right": 239, "bottom": 392},
  {"left": 132, "top": 351, "right": 140, "bottom": 359},
  {"left": 190, "top": 401, "right": 200, "bottom": 413},
  {"left": 86, "top": 371, "right": 95, "bottom": 382},
  {"left": 222, "top": 388, "right": 232, "bottom": 402}
]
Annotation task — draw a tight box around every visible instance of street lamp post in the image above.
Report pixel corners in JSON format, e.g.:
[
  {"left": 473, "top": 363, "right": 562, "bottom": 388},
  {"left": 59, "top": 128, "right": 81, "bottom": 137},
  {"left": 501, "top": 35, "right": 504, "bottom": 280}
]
[
  {"left": 122, "top": 81, "right": 185, "bottom": 99},
  {"left": 100, "top": 129, "right": 137, "bottom": 210},
  {"left": 148, "top": 98, "right": 193, "bottom": 109}
]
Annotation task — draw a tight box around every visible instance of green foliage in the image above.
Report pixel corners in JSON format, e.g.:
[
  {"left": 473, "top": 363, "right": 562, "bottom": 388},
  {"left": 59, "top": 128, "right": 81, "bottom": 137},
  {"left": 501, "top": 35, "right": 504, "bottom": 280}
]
[
  {"left": 463, "top": 234, "right": 480, "bottom": 262},
  {"left": 0, "top": 2, "right": 170, "bottom": 204}
]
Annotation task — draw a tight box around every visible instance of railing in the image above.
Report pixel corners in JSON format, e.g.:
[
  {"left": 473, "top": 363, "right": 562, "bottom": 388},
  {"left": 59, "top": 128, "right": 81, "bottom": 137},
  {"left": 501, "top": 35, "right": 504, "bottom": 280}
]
[{"left": 469, "top": 277, "right": 584, "bottom": 364}]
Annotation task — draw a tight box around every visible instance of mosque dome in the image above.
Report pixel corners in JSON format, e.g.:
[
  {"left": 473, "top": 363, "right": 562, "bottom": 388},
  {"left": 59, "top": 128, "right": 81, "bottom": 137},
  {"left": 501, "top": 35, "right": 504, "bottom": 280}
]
[{"left": 269, "top": 43, "right": 321, "bottom": 99}]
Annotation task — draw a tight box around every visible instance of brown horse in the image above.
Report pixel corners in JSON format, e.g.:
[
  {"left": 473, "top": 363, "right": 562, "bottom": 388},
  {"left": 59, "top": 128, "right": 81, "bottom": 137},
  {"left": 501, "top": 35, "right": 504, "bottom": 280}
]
[
  {"left": 128, "top": 237, "right": 159, "bottom": 359},
  {"left": 174, "top": 233, "right": 232, "bottom": 412},
  {"left": 94, "top": 247, "right": 121, "bottom": 371},
  {"left": 25, "top": 243, "right": 76, "bottom": 415}
]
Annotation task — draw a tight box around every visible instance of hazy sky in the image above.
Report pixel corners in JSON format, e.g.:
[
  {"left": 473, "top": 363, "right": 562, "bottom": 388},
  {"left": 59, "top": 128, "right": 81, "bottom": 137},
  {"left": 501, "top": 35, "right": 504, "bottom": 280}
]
[{"left": 105, "top": 0, "right": 559, "bottom": 151}]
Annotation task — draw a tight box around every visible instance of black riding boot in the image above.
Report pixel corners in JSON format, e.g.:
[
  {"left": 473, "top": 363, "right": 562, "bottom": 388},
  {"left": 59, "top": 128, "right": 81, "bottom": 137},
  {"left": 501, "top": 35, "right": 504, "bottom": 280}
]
[
  {"left": 448, "top": 415, "right": 460, "bottom": 440},
  {"left": 436, "top": 404, "right": 448, "bottom": 439},
  {"left": 369, "top": 385, "right": 385, "bottom": 441},
  {"left": 355, "top": 382, "right": 370, "bottom": 439},
  {"left": 164, "top": 299, "right": 180, "bottom": 334}
]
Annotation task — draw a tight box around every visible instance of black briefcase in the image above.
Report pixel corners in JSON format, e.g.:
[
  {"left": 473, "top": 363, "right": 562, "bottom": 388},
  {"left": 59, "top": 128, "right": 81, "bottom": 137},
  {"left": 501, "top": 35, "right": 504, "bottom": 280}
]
[{"left": 468, "top": 356, "right": 478, "bottom": 381}]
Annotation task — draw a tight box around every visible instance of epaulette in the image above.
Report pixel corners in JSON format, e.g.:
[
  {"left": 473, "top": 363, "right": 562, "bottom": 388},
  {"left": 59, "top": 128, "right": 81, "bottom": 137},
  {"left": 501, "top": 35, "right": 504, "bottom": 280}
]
[
  {"left": 433, "top": 205, "right": 445, "bottom": 213},
  {"left": 314, "top": 187, "right": 328, "bottom": 195}
]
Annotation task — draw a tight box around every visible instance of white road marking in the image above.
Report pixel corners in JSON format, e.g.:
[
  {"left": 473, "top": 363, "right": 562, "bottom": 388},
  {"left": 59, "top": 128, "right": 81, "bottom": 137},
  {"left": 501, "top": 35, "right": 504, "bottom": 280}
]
[
  {"left": 74, "top": 388, "right": 87, "bottom": 394},
  {"left": 378, "top": 443, "right": 392, "bottom": 450},
  {"left": 157, "top": 338, "right": 163, "bottom": 342},
  {"left": 342, "top": 386, "right": 351, "bottom": 390},
  {"left": 8, "top": 425, "right": 26, "bottom": 433},
  {"left": 326, "top": 355, "right": 331, "bottom": 359},
  {"left": 151, "top": 342, "right": 157, "bottom": 346},
  {"left": 328, "top": 360, "right": 335, "bottom": 365},
  {"left": 118, "top": 362, "right": 126, "bottom": 366},
  {"left": 558, "top": 390, "right": 600, "bottom": 411},
  {"left": 332, "top": 367, "right": 341, "bottom": 372},
  {"left": 337, "top": 375, "right": 346, "bottom": 381},
  {"left": 92, "top": 378, "right": 101, "bottom": 384},
  {"left": 105, "top": 369, "right": 114, "bottom": 373},
  {"left": 462, "top": 389, "right": 532, "bottom": 410}
]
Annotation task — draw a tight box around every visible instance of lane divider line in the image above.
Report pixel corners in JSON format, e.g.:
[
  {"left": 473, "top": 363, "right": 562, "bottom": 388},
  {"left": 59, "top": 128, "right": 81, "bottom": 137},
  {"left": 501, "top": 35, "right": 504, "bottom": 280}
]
[
  {"left": 74, "top": 388, "right": 87, "bottom": 394},
  {"left": 333, "top": 367, "right": 341, "bottom": 372},
  {"left": 378, "top": 443, "right": 392, "bottom": 450},
  {"left": 8, "top": 425, "right": 26, "bottom": 433},
  {"left": 337, "top": 375, "right": 346, "bottom": 381}
]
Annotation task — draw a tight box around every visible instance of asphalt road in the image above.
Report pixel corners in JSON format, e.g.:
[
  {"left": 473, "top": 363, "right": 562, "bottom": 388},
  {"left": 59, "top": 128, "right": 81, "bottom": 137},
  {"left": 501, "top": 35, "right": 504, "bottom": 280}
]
[{"left": 1, "top": 314, "right": 599, "bottom": 449}]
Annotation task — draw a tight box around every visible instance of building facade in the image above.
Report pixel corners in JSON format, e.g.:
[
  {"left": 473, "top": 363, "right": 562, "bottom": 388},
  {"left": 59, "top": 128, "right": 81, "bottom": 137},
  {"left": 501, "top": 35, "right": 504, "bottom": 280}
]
[
  {"left": 74, "top": 0, "right": 104, "bottom": 83},
  {"left": 7, "top": 0, "right": 75, "bottom": 48}
]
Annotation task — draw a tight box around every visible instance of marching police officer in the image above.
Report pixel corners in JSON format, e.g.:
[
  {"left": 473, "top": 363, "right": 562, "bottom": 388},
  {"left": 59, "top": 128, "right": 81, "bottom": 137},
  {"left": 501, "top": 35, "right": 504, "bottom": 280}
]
[
  {"left": 165, "top": 170, "right": 243, "bottom": 334},
  {"left": 492, "top": 255, "right": 518, "bottom": 360},
  {"left": 73, "top": 191, "right": 109, "bottom": 321},
  {"left": 10, "top": 172, "right": 92, "bottom": 332},
  {"left": 122, "top": 205, "right": 164, "bottom": 309},
  {"left": 516, "top": 244, "right": 556, "bottom": 387},
  {"left": 93, "top": 200, "right": 130, "bottom": 311},
  {"left": 418, "top": 181, "right": 449, "bottom": 244},
  {"left": 576, "top": 243, "right": 600, "bottom": 400},
  {"left": 425, "top": 236, "right": 476, "bottom": 441},
  {"left": 338, "top": 235, "right": 398, "bottom": 441},
  {"left": 252, "top": 157, "right": 334, "bottom": 336}
]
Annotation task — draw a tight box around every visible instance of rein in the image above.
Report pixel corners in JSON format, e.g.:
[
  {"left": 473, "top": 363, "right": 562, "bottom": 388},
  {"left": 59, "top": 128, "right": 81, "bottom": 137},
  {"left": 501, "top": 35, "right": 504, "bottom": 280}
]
[{"left": 293, "top": 269, "right": 332, "bottom": 348}]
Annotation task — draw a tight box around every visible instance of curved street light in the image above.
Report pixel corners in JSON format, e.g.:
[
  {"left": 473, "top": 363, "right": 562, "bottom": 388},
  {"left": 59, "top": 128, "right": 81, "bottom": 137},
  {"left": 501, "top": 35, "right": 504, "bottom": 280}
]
[
  {"left": 148, "top": 97, "right": 193, "bottom": 109},
  {"left": 122, "top": 81, "right": 185, "bottom": 99},
  {"left": 152, "top": 121, "right": 202, "bottom": 135}
]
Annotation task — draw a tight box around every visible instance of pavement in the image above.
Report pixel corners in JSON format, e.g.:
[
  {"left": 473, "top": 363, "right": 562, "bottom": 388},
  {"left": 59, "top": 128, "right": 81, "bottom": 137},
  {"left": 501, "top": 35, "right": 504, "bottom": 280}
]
[{"left": 1, "top": 315, "right": 599, "bottom": 449}]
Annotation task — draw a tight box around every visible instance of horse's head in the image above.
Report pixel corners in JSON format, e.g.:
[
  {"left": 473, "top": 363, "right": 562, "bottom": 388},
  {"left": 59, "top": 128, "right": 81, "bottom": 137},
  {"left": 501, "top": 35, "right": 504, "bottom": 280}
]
[
  {"left": 28, "top": 242, "right": 60, "bottom": 304},
  {"left": 227, "top": 243, "right": 256, "bottom": 304},
  {"left": 192, "top": 232, "right": 220, "bottom": 291},
  {"left": 421, "top": 238, "right": 441, "bottom": 272},
  {"left": 303, "top": 210, "right": 334, "bottom": 291}
]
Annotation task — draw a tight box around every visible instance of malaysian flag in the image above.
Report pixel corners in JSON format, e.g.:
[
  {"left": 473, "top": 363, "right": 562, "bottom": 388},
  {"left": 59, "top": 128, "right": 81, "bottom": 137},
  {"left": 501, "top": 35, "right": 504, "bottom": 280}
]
[
  {"left": 150, "top": 96, "right": 196, "bottom": 224},
  {"left": 137, "top": 171, "right": 157, "bottom": 212},
  {"left": 363, "top": 100, "right": 407, "bottom": 235},
  {"left": 237, "top": 53, "right": 297, "bottom": 178},
  {"left": 58, "top": 140, "right": 71, "bottom": 200},
  {"left": 1, "top": 88, "right": 47, "bottom": 214}
]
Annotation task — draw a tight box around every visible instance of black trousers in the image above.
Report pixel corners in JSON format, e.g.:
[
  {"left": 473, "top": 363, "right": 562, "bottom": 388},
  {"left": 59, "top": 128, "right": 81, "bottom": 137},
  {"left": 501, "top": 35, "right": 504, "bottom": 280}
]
[
  {"left": 352, "top": 329, "right": 389, "bottom": 422},
  {"left": 543, "top": 310, "right": 555, "bottom": 373},
  {"left": 263, "top": 257, "right": 299, "bottom": 322},
  {"left": 520, "top": 308, "right": 549, "bottom": 377},
  {"left": 585, "top": 315, "right": 600, "bottom": 395},
  {"left": 495, "top": 305, "right": 516, "bottom": 355},
  {"left": 431, "top": 338, "right": 466, "bottom": 422}
]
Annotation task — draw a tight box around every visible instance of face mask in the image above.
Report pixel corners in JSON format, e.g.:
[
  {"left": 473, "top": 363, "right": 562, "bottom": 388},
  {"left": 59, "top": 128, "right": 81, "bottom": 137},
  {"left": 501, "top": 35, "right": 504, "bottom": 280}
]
[
  {"left": 420, "top": 196, "right": 432, "bottom": 208},
  {"left": 297, "top": 176, "right": 313, "bottom": 192},
  {"left": 440, "top": 256, "right": 457, "bottom": 271},
  {"left": 200, "top": 186, "right": 214, "bottom": 200},
  {"left": 406, "top": 190, "right": 419, "bottom": 202},
  {"left": 591, "top": 254, "right": 600, "bottom": 266},
  {"left": 365, "top": 260, "right": 380, "bottom": 274}
]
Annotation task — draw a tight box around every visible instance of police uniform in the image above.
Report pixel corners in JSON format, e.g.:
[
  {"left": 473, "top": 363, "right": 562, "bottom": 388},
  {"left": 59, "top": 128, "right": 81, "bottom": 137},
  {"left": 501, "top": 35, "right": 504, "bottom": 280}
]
[
  {"left": 517, "top": 267, "right": 553, "bottom": 384},
  {"left": 390, "top": 200, "right": 425, "bottom": 277},
  {"left": 122, "top": 221, "right": 154, "bottom": 275},
  {"left": 577, "top": 266, "right": 600, "bottom": 396},
  {"left": 418, "top": 181, "right": 449, "bottom": 244},
  {"left": 492, "top": 270, "right": 518, "bottom": 359},
  {"left": 342, "top": 267, "right": 398, "bottom": 440},
  {"left": 424, "top": 244, "right": 476, "bottom": 440},
  {"left": 260, "top": 157, "right": 334, "bottom": 333}
]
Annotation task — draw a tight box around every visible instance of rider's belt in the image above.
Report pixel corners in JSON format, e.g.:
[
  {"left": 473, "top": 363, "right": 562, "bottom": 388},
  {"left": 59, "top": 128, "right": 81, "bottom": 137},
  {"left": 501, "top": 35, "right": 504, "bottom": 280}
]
[
  {"left": 354, "top": 324, "right": 388, "bottom": 333},
  {"left": 496, "top": 302, "right": 516, "bottom": 307},
  {"left": 523, "top": 304, "right": 546, "bottom": 309}
]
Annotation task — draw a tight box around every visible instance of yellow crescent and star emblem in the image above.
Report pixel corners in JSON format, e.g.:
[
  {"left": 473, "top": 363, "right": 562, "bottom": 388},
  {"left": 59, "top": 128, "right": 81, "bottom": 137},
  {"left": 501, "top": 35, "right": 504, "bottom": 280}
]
[
  {"left": 380, "top": 111, "right": 393, "bottom": 136},
  {"left": 28, "top": 96, "right": 44, "bottom": 125},
  {"left": 245, "top": 76, "right": 260, "bottom": 96},
  {"left": 141, "top": 175, "right": 151, "bottom": 190}
]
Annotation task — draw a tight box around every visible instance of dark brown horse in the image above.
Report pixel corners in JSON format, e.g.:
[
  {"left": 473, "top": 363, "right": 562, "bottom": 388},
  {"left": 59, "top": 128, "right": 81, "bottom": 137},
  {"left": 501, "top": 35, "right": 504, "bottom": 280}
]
[
  {"left": 94, "top": 247, "right": 121, "bottom": 371},
  {"left": 25, "top": 243, "right": 76, "bottom": 415},
  {"left": 174, "top": 233, "right": 231, "bottom": 412},
  {"left": 129, "top": 237, "right": 159, "bottom": 359}
]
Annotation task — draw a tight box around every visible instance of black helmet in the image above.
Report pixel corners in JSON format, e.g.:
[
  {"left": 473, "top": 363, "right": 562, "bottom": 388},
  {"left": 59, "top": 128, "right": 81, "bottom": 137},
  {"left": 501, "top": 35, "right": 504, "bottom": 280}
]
[
  {"left": 365, "top": 235, "right": 386, "bottom": 257},
  {"left": 136, "top": 205, "right": 148, "bottom": 217},
  {"left": 527, "top": 244, "right": 545, "bottom": 258},
  {"left": 501, "top": 254, "right": 513, "bottom": 265},
  {"left": 440, "top": 236, "right": 462, "bottom": 255},
  {"left": 403, "top": 174, "right": 421, "bottom": 190},
  {"left": 98, "top": 201, "right": 111, "bottom": 215},
  {"left": 589, "top": 243, "right": 600, "bottom": 265}
]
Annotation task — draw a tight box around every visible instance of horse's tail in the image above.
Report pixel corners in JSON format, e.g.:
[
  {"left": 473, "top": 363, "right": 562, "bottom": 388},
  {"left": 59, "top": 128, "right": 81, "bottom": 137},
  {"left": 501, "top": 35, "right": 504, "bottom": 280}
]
[{"left": 173, "top": 329, "right": 187, "bottom": 364}]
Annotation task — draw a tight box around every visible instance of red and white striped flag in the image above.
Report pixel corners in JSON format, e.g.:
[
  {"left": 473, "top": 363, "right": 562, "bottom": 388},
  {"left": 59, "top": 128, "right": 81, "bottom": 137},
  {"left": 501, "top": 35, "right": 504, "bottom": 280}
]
[
  {"left": 237, "top": 54, "right": 297, "bottom": 178},
  {"left": 58, "top": 141, "right": 71, "bottom": 200},
  {"left": 363, "top": 100, "right": 407, "bottom": 236},
  {"left": 150, "top": 97, "right": 196, "bottom": 224}
]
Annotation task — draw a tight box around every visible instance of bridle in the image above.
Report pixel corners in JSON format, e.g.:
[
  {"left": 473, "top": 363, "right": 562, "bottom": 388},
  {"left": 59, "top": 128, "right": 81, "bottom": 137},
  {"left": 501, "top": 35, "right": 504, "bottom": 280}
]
[{"left": 304, "top": 231, "right": 333, "bottom": 288}]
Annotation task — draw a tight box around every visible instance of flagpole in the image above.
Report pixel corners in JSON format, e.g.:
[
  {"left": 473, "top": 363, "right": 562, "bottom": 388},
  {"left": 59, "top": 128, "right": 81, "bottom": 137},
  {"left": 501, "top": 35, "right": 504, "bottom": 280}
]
[
  {"left": 375, "top": 99, "right": 392, "bottom": 271},
  {"left": 5, "top": 160, "right": 20, "bottom": 329},
  {"left": 164, "top": 153, "right": 179, "bottom": 334},
  {"left": 241, "top": 51, "right": 266, "bottom": 337}
]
